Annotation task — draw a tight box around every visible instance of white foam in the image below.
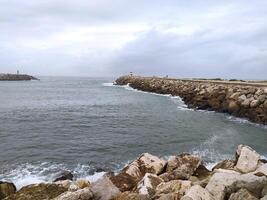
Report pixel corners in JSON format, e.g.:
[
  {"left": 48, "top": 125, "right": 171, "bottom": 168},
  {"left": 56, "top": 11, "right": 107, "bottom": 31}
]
[
  {"left": 227, "top": 116, "right": 267, "bottom": 129},
  {"left": 85, "top": 171, "right": 106, "bottom": 182},
  {"left": 102, "top": 82, "right": 115, "bottom": 87}
]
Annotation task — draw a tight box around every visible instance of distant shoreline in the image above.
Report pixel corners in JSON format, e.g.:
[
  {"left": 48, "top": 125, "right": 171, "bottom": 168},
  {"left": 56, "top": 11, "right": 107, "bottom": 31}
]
[{"left": 0, "top": 73, "right": 39, "bottom": 81}]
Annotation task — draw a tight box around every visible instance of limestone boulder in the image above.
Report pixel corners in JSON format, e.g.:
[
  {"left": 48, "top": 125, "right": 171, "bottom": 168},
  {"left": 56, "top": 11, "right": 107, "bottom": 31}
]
[
  {"left": 5, "top": 183, "right": 67, "bottom": 200},
  {"left": 228, "top": 188, "right": 258, "bottom": 200},
  {"left": 0, "top": 181, "right": 16, "bottom": 198},
  {"left": 164, "top": 153, "right": 201, "bottom": 181},
  {"left": 55, "top": 180, "right": 71, "bottom": 189},
  {"left": 156, "top": 193, "right": 181, "bottom": 200},
  {"left": 228, "top": 101, "right": 240, "bottom": 113},
  {"left": 110, "top": 153, "right": 166, "bottom": 191},
  {"left": 91, "top": 176, "right": 121, "bottom": 200},
  {"left": 53, "top": 188, "right": 93, "bottom": 200},
  {"left": 262, "top": 196, "right": 267, "bottom": 200},
  {"left": 262, "top": 185, "right": 267, "bottom": 197},
  {"left": 111, "top": 191, "right": 149, "bottom": 200},
  {"left": 181, "top": 185, "right": 214, "bottom": 200},
  {"left": 135, "top": 173, "right": 163, "bottom": 197},
  {"left": 205, "top": 172, "right": 267, "bottom": 200},
  {"left": 212, "top": 160, "right": 235, "bottom": 171},
  {"left": 235, "top": 145, "right": 260, "bottom": 173},
  {"left": 250, "top": 100, "right": 260, "bottom": 108},
  {"left": 255, "top": 163, "right": 267, "bottom": 177},
  {"left": 154, "top": 180, "right": 191, "bottom": 199}
]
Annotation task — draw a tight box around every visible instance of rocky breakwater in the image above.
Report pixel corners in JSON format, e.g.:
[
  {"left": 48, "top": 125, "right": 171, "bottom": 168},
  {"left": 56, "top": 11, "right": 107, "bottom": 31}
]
[
  {"left": 0, "top": 73, "right": 38, "bottom": 81},
  {"left": 1, "top": 145, "right": 267, "bottom": 200},
  {"left": 115, "top": 75, "right": 267, "bottom": 124}
]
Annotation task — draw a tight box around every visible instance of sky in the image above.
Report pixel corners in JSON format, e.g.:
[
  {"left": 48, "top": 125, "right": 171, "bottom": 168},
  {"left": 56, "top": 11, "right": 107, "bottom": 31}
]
[{"left": 0, "top": 0, "right": 267, "bottom": 79}]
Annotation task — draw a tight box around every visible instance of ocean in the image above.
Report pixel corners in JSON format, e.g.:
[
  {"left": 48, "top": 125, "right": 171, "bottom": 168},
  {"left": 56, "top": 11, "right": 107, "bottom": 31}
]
[{"left": 0, "top": 76, "right": 266, "bottom": 189}]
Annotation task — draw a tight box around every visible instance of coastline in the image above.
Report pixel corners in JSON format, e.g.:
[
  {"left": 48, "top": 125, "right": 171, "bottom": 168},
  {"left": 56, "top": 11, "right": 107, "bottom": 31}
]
[
  {"left": 0, "top": 74, "right": 38, "bottom": 81},
  {"left": 115, "top": 75, "right": 267, "bottom": 125},
  {"left": 1, "top": 145, "right": 267, "bottom": 199}
]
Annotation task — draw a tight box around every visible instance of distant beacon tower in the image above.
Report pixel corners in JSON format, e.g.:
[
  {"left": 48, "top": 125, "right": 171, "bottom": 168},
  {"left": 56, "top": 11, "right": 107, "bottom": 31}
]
[
  {"left": 130, "top": 72, "right": 133, "bottom": 76},
  {"left": 17, "top": 70, "right": 19, "bottom": 74}
]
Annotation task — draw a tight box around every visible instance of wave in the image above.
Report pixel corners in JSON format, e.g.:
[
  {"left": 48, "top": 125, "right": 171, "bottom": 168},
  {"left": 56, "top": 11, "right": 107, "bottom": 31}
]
[
  {"left": 102, "top": 82, "right": 115, "bottom": 87},
  {"left": 0, "top": 162, "right": 105, "bottom": 190},
  {"left": 227, "top": 116, "right": 267, "bottom": 129}
]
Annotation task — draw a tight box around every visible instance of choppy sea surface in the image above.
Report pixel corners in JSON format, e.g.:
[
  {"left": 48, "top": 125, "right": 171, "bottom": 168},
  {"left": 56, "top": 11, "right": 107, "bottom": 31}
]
[{"left": 0, "top": 76, "right": 266, "bottom": 189}]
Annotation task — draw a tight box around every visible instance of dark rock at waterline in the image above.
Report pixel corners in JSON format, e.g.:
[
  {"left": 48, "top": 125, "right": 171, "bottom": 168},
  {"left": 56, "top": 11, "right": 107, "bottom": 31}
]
[
  {"left": 0, "top": 73, "right": 39, "bottom": 81},
  {"left": 0, "top": 181, "right": 16, "bottom": 199},
  {"left": 53, "top": 171, "right": 74, "bottom": 182},
  {"left": 5, "top": 183, "right": 67, "bottom": 200}
]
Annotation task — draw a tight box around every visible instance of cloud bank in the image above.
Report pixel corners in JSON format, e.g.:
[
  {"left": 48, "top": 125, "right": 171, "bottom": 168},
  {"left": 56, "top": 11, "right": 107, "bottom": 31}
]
[{"left": 0, "top": 0, "right": 266, "bottom": 79}]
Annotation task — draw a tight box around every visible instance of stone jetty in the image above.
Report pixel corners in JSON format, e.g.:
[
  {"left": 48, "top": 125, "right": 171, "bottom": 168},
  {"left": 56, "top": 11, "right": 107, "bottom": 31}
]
[
  {"left": 0, "top": 73, "right": 38, "bottom": 81},
  {"left": 1, "top": 145, "right": 267, "bottom": 200},
  {"left": 115, "top": 75, "right": 267, "bottom": 125}
]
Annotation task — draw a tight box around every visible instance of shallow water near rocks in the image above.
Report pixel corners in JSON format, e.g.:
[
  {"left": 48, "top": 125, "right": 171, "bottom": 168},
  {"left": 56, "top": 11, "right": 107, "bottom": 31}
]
[{"left": 0, "top": 77, "right": 266, "bottom": 189}]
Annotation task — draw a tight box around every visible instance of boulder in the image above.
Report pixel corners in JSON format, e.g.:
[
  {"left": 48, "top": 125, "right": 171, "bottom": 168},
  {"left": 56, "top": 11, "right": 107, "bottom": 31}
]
[
  {"left": 193, "top": 164, "right": 211, "bottom": 180},
  {"left": 53, "top": 171, "right": 74, "bottom": 182},
  {"left": 136, "top": 173, "right": 163, "bottom": 197},
  {"left": 55, "top": 180, "right": 71, "bottom": 189},
  {"left": 250, "top": 100, "right": 260, "bottom": 108},
  {"left": 228, "top": 101, "right": 240, "bottom": 113},
  {"left": 235, "top": 145, "right": 260, "bottom": 173},
  {"left": 181, "top": 185, "right": 214, "bottom": 200},
  {"left": 154, "top": 180, "right": 191, "bottom": 199},
  {"left": 262, "top": 185, "right": 267, "bottom": 197},
  {"left": 0, "top": 181, "right": 16, "bottom": 198},
  {"left": 205, "top": 172, "right": 267, "bottom": 200},
  {"left": 262, "top": 196, "right": 267, "bottom": 200},
  {"left": 164, "top": 153, "right": 201, "bottom": 180},
  {"left": 156, "top": 193, "right": 181, "bottom": 200},
  {"left": 255, "top": 164, "right": 267, "bottom": 177},
  {"left": 75, "top": 179, "right": 91, "bottom": 189},
  {"left": 91, "top": 176, "right": 121, "bottom": 200},
  {"left": 228, "top": 188, "right": 258, "bottom": 200},
  {"left": 110, "top": 153, "right": 166, "bottom": 191},
  {"left": 53, "top": 188, "right": 93, "bottom": 200},
  {"left": 241, "top": 99, "right": 251, "bottom": 108},
  {"left": 5, "top": 183, "right": 67, "bottom": 200},
  {"left": 125, "top": 153, "right": 166, "bottom": 178},
  {"left": 212, "top": 160, "right": 235, "bottom": 171},
  {"left": 111, "top": 191, "right": 149, "bottom": 200}
]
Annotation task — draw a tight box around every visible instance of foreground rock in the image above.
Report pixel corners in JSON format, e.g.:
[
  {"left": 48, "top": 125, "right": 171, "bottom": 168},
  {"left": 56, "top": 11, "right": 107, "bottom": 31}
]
[
  {"left": 0, "top": 181, "right": 16, "bottom": 199},
  {"left": 0, "top": 73, "right": 38, "bottom": 81},
  {"left": 2, "top": 144, "right": 267, "bottom": 200},
  {"left": 115, "top": 75, "right": 267, "bottom": 124},
  {"left": 5, "top": 183, "right": 67, "bottom": 200}
]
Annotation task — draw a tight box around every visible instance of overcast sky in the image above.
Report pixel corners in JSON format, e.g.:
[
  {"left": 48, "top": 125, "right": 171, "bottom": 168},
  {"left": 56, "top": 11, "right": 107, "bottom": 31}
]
[{"left": 0, "top": 0, "right": 266, "bottom": 79}]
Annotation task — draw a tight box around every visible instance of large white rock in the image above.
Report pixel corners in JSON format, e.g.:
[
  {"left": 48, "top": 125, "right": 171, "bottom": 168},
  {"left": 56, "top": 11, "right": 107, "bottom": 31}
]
[
  {"left": 181, "top": 185, "right": 214, "bottom": 200},
  {"left": 125, "top": 153, "right": 167, "bottom": 178},
  {"left": 206, "top": 172, "right": 267, "bottom": 200},
  {"left": 91, "top": 176, "right": 121, "bottom": 200},
  {"left": 53, "top": 188, "right": 93, "bottom": 200},
  {"left": 136, "top": 173, "right": 163, "bottom": 197},
  {"left": 235, "top": 145, "right": 260, "bottom": 173}
]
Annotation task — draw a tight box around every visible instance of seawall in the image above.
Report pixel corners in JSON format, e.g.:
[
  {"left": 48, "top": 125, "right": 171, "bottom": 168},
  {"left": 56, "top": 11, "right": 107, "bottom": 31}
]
[
  {"left": 0, "top": 73, "right": 38, "bottom": 81},
  {"left": 115, "top": 75, "right": 267, "bottom": 125}
]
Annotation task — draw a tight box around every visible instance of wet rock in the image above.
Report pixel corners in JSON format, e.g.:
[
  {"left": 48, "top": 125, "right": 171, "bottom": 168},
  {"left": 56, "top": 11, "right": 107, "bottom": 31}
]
[
  {"left": 235, "top": 145, "right": 260, "bottom": 173},
  {"left": 136, "top": 173, "right": 163, "bottom": 197},
  {"left": 53, "top": 188, "right": 93, "bottom": 200},
  {"left": 91, "top": 176, "right": 121, "bottom": 200},
  {"left": 0, "top": 181, "right": 16, "bottom": 198},
  {"left": 212, "top": 160, "right": 235, "bottom": 171},
  {"left": 165, "top": 153, "right": 201, "bottom": 180},
  {"left": 53, "top": 171, "right": 74, "bottom": 182},
  {"left": 5, "top": 183, "right": 67, "bottom": 200},
  {"left": 193, "top": 164, "right": 211, "bottom": 180},
  {"left": 181, "top": 185, "right": 214, "bottom": 200},
  {"left": 154, "top": 180, "right": 191, "bottom": 199},
  {"left": 111, "top": 191, "right": 149, "bottom": 200},
  {"left": 228, "top": 188, "right": 258, "bottom": 200}
]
